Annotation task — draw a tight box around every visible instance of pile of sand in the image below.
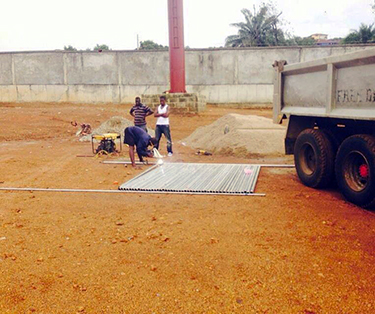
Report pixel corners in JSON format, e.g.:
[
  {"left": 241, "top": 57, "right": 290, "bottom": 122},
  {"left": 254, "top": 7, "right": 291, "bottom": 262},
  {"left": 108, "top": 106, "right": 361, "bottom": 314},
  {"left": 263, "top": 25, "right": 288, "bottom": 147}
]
[
  {"left": 79, "top": 116, "right": 155, "bottom": 142},
  {"left": 182, "top": 114, "right": 286, "bottom": 157}
]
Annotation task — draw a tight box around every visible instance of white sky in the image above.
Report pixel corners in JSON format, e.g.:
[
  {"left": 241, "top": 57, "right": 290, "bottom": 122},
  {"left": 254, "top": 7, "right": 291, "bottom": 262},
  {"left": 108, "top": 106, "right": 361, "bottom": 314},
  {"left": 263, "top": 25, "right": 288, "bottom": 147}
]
[{"left": 0, "top": 0, "right": 374, "bottom": 52}]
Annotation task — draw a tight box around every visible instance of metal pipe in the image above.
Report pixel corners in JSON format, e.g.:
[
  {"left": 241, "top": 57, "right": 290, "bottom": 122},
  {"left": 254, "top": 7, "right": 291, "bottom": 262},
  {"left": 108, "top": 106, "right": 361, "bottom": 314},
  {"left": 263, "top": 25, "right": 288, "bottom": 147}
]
[
  {"left": 103, "top": 161, "right": 294, "bottom": 168},
  {"left": 228, "top": 165, "right": 243, "bottom": 192},
  {"left": 170, "top": 165, "right": 193, "bottom": 190},
  {"left": 247, "top": 166, "right": 261, "bottom": 193},
  {"left": 0, "top": 187, "right": 128, "bottom": 194},
  {"left": 119, "top": 164, "right": 158, "bottom": 190},
  {"left": 179, "top": 164, "right": 206, "bottom": 191},
  {"left": 197, "top": 165, "right": 226, "bottom": 189},
  {"left": 219, "top": 165, "right": 237, "bottom": 192},
  {"left": 229, "top": 166, "right": 242, "bottom": 193},
  {"left": 119, "top": 163, "right": 262, "bottom": 195},
  {"left": 210, "top": 165, "right": 231, "bottom": 192},
  {"left": 237, "top": 166, "right": 251, "bottom": 193},
  {"left": 169, "top": 164, "right": 192, "bottom": 190},
  {"left": 204, "top": 165, "right": 223, "bottom": 192},
  {"left": 152, "top": 164, "right": 179, "bottom": 190},
  {"left": 0, "top": 186, "right": 266, "bottom": 196},
  {"left": 102, "top": 160, "right": 156, "bottom": 165},
  {"left": 152, "top": 164, "right": 180, "bottom": 190}
]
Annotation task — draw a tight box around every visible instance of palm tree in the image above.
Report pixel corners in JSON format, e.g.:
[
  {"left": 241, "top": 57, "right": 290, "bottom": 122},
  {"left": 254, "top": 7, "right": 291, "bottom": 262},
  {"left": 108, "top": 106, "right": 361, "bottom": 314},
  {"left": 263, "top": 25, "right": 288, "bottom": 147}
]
[
  {"left": 342, "top": 23, "right": 375, "bottom": 44},
  {"left": 225, "top": 5, "right": 282, "bottom": 47}
]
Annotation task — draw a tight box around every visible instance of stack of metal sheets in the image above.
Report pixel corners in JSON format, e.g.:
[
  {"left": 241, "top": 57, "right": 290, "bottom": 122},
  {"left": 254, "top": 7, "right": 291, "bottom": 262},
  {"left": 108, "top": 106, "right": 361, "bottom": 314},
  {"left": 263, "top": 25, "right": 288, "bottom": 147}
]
[{"left": 119, "top": 163, "right": 261, "bottom": 195}]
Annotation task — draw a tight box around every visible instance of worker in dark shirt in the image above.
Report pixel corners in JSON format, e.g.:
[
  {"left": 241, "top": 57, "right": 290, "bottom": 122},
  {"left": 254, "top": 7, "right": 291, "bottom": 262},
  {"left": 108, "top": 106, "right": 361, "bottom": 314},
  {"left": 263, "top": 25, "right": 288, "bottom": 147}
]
[
  {"left": 129, "top": 97, "right": 154, "bottom": 133},
  {"left": 124, "top": 126, "right": 158, "bottom": 167}
]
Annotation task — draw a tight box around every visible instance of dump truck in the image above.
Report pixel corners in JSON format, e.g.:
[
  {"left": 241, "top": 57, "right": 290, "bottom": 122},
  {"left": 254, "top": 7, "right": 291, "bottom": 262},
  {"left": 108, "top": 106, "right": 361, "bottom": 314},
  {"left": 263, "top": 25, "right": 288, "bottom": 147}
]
[{"left": 273, "top": 48, "right": 375, "bottom": 208}]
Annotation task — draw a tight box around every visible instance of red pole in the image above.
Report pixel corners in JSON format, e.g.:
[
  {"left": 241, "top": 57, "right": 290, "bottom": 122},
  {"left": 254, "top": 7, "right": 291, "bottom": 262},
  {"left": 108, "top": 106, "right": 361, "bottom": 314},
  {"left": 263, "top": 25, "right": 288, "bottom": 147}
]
[{"left": 168, "top": 0, "right": 186, "bottom": 93}]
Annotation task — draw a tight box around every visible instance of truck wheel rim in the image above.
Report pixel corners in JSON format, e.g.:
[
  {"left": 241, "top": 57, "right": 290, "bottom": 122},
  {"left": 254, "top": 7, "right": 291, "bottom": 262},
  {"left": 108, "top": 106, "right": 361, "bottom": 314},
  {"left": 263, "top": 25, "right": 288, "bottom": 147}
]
[
  {"left": 343, "top": 151, "right": 369, "bottom": 192},
  {"left": 300, "top": 143, "right": 316, "bottom": 175}
]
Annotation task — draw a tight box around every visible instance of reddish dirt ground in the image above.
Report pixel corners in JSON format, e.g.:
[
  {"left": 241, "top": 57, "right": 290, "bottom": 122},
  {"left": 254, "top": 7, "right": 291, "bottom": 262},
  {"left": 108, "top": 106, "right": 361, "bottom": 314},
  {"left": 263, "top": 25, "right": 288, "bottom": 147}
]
[{"left": 0, "top": 102, "right": 374, "bottom": 314}]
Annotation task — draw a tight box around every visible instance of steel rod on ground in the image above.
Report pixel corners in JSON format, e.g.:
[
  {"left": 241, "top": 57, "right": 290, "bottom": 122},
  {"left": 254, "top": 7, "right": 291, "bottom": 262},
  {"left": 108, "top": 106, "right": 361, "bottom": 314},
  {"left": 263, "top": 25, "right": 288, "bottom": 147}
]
[
  {"left": 0, "top": 187, "right": 127, "bottom": 193},
  {"left": 102, "top": 161, "right": 156, "bottom": 165},
  {"left": 104, "top": 161, "right": 294, "bottom": 168},
  {"left": 0, "top": 187, "right": 265, "bottom": 196}
]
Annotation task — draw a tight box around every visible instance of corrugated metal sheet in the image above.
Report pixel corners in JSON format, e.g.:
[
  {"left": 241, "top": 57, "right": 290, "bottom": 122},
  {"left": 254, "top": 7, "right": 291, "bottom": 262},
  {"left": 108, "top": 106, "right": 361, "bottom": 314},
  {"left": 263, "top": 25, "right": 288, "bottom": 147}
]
[{"left": 119, "top": 163, "right": 261, "bottom": 195}]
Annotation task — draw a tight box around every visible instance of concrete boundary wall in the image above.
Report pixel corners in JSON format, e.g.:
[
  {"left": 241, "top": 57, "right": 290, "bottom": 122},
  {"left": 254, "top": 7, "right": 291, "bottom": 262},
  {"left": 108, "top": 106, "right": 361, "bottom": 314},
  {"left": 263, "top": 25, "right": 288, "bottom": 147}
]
[{"left": 0, "top": 45, "right": 374, "bottom": 105}]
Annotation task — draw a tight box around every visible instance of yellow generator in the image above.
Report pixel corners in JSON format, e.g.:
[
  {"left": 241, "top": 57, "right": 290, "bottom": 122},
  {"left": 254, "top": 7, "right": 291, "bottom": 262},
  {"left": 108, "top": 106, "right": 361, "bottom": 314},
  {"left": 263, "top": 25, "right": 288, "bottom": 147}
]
[{"left": 91, "top": 133, "right": 122, "bottom": 155}]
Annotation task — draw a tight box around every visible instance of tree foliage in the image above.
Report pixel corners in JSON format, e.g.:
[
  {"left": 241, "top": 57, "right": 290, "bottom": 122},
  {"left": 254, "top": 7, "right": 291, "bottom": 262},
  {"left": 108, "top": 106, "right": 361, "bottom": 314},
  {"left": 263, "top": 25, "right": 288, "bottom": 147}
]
[
  {"left": 342, "top": 23, "right": 375, "bottom": 44},
  {"left": 285, "top": 36, "right": 316, "bottom": 46},
  {"left": 225, "top": 2, "right": 287, "bottom": 47},
  {"left": 93, "top": 44, "right": 110, "bottom": 51},
  {"left": 64, "top": 45, "right": 77, "bottom": 51},
  {"left": 139, "top": 40, "right": 167, "bottom": 50}
]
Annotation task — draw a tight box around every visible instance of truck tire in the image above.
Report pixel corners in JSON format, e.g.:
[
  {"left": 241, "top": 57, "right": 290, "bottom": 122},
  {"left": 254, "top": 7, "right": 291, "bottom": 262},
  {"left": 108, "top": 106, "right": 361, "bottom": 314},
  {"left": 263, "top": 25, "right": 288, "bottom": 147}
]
[
  {"left": 335, "top": 135, "right": 375, "bottom": 208},
  {"left": 294, "top": 129, "right": 335, "bottom": 188}
]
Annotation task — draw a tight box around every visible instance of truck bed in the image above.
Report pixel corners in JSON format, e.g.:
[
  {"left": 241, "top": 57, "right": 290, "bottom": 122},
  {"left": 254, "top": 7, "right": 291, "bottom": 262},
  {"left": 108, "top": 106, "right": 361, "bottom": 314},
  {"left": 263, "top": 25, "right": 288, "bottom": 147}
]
[{"left": 273, "top": 48, "right": 375, "bottom": 123}]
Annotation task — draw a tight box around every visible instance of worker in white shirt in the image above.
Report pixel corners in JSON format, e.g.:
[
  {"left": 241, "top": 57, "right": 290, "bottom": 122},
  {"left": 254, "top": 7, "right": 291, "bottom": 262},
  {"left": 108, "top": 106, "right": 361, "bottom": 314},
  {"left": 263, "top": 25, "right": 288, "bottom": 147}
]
[{"left": 154, "top": 95, "right": 173, "bottom": 156}]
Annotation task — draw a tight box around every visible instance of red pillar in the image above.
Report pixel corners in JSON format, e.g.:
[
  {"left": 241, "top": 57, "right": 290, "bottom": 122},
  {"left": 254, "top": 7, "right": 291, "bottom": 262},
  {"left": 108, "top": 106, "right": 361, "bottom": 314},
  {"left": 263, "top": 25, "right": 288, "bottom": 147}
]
[{"left": 168, "top": 0, "right": 186, "bottom": 93}]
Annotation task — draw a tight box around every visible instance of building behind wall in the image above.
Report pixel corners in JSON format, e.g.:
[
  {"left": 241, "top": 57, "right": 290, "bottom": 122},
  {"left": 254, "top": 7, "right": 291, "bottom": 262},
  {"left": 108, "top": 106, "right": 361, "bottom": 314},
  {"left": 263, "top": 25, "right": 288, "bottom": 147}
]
[{"left": 310, "top": 33, "right": 328, "bottom": 40}]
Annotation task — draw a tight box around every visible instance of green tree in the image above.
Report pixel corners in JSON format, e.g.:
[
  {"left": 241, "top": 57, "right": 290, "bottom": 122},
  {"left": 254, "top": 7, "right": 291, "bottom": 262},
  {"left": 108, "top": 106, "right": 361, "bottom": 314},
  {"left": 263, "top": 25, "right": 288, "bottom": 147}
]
[
  {"left": 139, "top": 40, "right": 167, "bottom": 50},
  {"left": 285, "top": 36, "right": 316, "bottom": 46},
  {"left": 225, "top": 3, "right": 285, "bottom": 47},
  {"left": 342, "top": 23, "right": 375, "bottom": 44},
  {"left": 93, "top": 44, "right": 110, "bottom": 51},
  {"left": 64, "top": 45, "right": 77, "bottom": 51}
]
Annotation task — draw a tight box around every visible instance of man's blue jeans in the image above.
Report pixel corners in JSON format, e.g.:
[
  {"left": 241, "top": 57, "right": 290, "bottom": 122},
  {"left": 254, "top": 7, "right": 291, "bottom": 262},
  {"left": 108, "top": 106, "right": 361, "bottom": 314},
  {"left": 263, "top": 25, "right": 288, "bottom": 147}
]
[{"left": 155, "top": 125, "right": 172, "bottom": 153}]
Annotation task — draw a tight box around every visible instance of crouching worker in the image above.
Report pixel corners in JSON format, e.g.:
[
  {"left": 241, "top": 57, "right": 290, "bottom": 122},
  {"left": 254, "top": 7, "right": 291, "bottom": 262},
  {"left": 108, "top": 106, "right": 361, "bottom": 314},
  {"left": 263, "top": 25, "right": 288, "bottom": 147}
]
[{"left": 124, "top": 126, "right": 158, "bottom": 167}]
